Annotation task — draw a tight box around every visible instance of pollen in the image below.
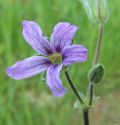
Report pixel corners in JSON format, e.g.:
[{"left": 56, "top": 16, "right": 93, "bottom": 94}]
[{"left": 48, "top": 53, "right": 62, "bottom": 64}]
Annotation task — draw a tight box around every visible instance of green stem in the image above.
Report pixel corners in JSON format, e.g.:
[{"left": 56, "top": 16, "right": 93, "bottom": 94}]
[
  {"left": 64, "top": 71, "right": 84, "bottom": 105},
  {"left": 83, "top": 108, "right": 89, "bottom": 125},
  {"left": 88, "top": 83, "right": 94, "bottom": 105},
  {"left": 65, "top": 71, "right": 90, "bottom": 125},
  {"left": 88, "top": 23, "right": 104, "bottom": 105},
  {"left": 93, "top": 23, "right": 104, "bottom": 66}
]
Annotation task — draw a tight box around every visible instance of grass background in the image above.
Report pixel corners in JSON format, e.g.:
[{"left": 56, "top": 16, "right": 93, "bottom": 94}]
[{"left": 0, "top": 0, "right": 120, "bottom": 125}]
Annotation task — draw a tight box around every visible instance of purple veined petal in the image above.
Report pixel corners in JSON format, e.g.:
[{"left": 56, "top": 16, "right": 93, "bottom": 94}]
[
  {"left": 50, "top": 22, "right": 78, "bottom": 52},
  {"left": 22, "top": 20, "right": 54, "bottom": 55},
  {"left": 6, "top": 56, "right": 51, "bottom": 80},
  {"left": 46, "top": 64, "right": 66, "bottom": 97},
  {"left": 62, "top": 44, "right": 88, "bottom": 66}
]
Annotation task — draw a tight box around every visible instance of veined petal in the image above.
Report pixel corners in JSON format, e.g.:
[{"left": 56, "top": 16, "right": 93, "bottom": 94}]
[
  {"left": 50, "top": 22, "right": 78, "bottom": 52},
  {"left": 6, "top": 56, "right": 51, "bottom": 80},
  {"left": 62, "top": 45, "right": 88, "bottom": 66},
  {"left": 22, "top": 20, "right": 53, "bottom": 55},
  {"left": 46, "top": 64, "right": 66, "bottom": 96}
]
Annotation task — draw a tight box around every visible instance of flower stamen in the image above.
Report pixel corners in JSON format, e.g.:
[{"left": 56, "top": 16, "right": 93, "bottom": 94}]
[{"left": 48, "top": 53, "right": 62, "bottom": 64}]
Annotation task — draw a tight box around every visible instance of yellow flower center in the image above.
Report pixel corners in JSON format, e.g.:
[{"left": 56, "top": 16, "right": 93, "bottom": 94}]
[{"left": 48, "top": 53, "right": 62, "bottom": 64}]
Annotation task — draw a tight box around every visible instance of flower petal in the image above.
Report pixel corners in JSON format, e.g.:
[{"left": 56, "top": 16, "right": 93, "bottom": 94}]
[
  {"left": 62, "top": 45, "right": 88, "bottom": 66},
  {"left": 50, "top": 22, "right": 78, "bottom": 52},
  {"left": 6, "top": 56, "right": 51, "bottom": 80},
  {"left": 46, "top": 64, "right": 66, "bottom": 96},
  {"left": 22, "top": 20, "right": 53, "bottom": 55}
]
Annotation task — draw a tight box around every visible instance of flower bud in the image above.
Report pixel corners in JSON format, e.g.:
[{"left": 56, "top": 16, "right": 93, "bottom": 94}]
[
  {"left": 92, "top": 0, "right": 109, "bottom": 23},
  {"left": 80, "top": 0, "right": 109, "bottom": 23},
  {"left": 88, "top": 64, "right": 104, "bottom": 84}
]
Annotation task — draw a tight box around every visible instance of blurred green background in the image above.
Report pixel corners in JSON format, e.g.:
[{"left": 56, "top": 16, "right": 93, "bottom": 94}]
[{"left": 0, "top": 0, "right": 120, "bottom": 125}]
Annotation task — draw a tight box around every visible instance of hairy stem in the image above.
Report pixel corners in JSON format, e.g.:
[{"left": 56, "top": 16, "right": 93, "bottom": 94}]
[{"left": 64, "top": 71, "right": 84, "bottom": 104}]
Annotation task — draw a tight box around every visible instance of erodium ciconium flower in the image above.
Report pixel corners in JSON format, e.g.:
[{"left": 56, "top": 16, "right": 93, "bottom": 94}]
[{"left": 6, "top": 21, "right": 88, "bottom": 96}]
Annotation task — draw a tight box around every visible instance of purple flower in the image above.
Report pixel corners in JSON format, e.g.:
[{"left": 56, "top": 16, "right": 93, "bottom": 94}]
[{"left": 6, "top": 21, "right": 88, "bottom": 96}]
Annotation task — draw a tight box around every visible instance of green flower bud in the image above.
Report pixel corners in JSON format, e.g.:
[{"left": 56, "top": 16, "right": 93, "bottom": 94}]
[
  {"left": 88, "top": 64, "right": 104, "bottom": 84},
  {"left": 80, "top": 0, "right": 109, "bottom": 23},
  {"left": 92, "top": 0, "right": 109, "bottom": 23}
]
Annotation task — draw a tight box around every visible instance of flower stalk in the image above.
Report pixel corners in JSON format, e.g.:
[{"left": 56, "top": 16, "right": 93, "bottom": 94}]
[
  {"left": 80, "top": 2, "right": 107, "bottom": 125},
  {"left": 83, "top": 21, "right": 104, "bottom": 125},
  {"left": 88, "top": 22, "right": 104, "bottom": 106},
  {"left": 65, "top": 71, "right": 84, "bottom": 105},
  {"left": 93, "top": 23, "right": 104, "bottom": 66}
]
